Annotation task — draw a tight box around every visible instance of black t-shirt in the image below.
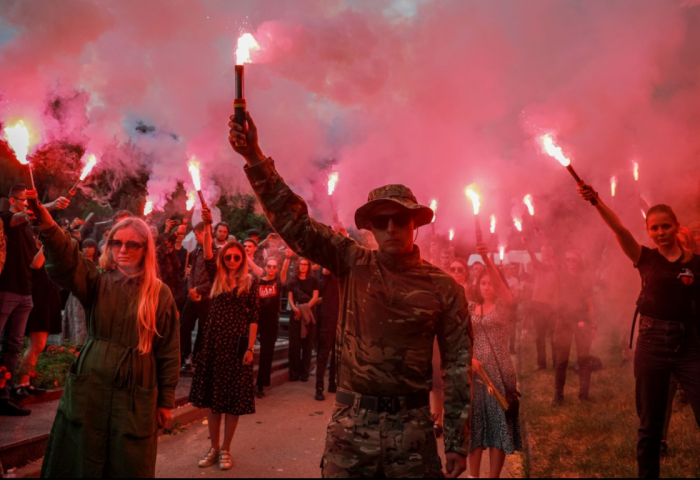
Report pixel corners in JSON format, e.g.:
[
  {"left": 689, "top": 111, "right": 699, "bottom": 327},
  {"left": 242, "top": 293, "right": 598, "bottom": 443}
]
[
  {"left": 558, "top": 271, "right": 593, "bottom": 316},
  {"left": 288, "top": 276, "right": 320, "bottom": 305},
  {"left": 0, "top": 211, "right": 37, "bottom": 296},
  {"left": 259, "top": 277, "right": 283, "bottom": 315},
  {"left": 636, "top": 246, "right": 700, "bottom": 323}
]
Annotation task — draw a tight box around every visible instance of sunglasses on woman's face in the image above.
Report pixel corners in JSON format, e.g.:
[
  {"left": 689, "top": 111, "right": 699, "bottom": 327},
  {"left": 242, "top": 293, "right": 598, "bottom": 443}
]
[
  {"left": 369, "top": 212, "right": 413, "bottom": 230},
  {"left": 450, "top": 267, "right": 466, "bottom": 273},
  {"left": 266, "top": 265, "right": 278, "bottom": 270},
  {"left": 108, "top": 240, "right": 145, "bottom": 252},
  {"left": 225, "top": 254, "right": 243, "bottom": 263}
]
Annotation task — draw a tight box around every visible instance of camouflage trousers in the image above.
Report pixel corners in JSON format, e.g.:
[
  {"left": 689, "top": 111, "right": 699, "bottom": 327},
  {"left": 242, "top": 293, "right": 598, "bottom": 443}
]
[{"left": 321, "top": 396, "right": 444, "bottom": 478}]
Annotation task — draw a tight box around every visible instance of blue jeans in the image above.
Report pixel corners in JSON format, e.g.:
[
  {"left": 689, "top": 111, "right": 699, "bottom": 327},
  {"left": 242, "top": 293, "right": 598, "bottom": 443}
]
[
  {"left": 634, "top": 317, "right": 700, "bottom": 478},
  {"left": 0, "top": 291, "right": 33, "bottom": 400}
]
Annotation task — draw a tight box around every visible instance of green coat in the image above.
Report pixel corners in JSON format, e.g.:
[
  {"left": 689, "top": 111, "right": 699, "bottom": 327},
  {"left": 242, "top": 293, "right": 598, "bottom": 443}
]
[{"left": 39, "top": 225, "right": 180, "bottom": 478}]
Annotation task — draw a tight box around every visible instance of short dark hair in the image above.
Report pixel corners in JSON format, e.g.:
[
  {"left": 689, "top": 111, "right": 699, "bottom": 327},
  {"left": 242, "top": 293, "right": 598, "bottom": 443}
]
[
  {"left": 248, "top": 229, "right": 260, "bottom": 238},
  {"left": 112, "top": 210, "right": 134, "bottom": 223},
  {"left": 243, "top": 238, "right": 258, "bottom": 247},
  {"left": 193, "top": 222, "right": 206, "bottom": 233},
  {"left": 9, "top": 184, "right": 26, "bottom": 198},
  {"left": 82, "top": 239, "right": 98, "bottom": 250},
  {"left": 214, "top": 222, "right": 230, "bottom": 233}
]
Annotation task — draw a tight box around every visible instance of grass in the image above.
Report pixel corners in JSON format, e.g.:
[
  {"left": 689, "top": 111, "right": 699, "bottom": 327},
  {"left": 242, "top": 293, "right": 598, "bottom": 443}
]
[{"left": 518, "top": 320, "right": 700, "bottom": 478}]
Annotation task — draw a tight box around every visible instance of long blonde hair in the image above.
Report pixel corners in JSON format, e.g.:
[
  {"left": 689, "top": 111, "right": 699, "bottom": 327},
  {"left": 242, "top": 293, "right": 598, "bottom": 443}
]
[
  {"left": 211, "top": 241, "right": 253, "bottom": 297},
  {"left": 100, "top": 218, "right": 162, "bottom": 354}
]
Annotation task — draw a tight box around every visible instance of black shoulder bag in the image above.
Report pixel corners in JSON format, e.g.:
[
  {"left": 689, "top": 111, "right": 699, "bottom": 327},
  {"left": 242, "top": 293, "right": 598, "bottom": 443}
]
[{"left": 478, "top": 305, "right": 521, "bottom": 421}]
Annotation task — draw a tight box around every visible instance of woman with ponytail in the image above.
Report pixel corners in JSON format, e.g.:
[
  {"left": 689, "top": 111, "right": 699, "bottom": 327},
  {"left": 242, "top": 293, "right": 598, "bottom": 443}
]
[
  {"left": 578, "top": 187, "right": 700, "bottom": 479},
  {"left": 29, "top": 203, "right": 180, "bottom": 478}
]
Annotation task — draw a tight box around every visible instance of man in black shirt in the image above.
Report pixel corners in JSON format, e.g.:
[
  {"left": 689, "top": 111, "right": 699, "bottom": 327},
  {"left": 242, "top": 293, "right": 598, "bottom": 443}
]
[{"left": 0, "top": 186, "right": 69, "bottom": 416}]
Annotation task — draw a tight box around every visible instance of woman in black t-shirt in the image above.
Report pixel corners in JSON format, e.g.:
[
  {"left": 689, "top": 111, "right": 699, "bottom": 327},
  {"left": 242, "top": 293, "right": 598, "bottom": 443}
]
[
  {"left": 287, "top": 258, "right": 320, "bottom": 382},
  {"left": 255, "top": 251, "right": 291, "bottom": 398},
  {"left": 579, "top": 186, "right": 700, "bottom": 479}
]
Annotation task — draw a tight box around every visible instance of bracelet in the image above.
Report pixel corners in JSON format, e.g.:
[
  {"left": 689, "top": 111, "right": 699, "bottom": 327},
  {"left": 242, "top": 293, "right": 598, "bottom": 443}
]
[{"left": 247, "top": 348, "right": 254, "bottom": 353}]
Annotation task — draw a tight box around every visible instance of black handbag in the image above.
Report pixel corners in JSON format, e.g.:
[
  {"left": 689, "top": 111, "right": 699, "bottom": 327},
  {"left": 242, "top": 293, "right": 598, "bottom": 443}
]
[{"left": 478, "top": 305, "right": 521, "bottom": 421}]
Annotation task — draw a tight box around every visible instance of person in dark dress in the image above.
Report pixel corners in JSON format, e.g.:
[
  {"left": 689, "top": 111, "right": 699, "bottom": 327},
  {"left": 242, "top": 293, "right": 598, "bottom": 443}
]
[
  {"left": 17, "top": 235, "right": 60, "bottom": 397},
  {"left": 287, "top": 258, "right": 320, "bottom": 382},
  {"left": 579, "top": 186, "right": 700, "bottom": 479},
  {"left": 189, "top": 207, "right": 259, "bottom": 472},
  {"left": 255, "top": 249, "right": 291, "bottom": 398}
]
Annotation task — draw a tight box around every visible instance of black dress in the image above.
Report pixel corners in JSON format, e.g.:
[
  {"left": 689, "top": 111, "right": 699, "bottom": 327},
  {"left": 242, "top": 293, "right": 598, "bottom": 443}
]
[{"left": 189, "top": 259, "right": 260, "bottom": 415}]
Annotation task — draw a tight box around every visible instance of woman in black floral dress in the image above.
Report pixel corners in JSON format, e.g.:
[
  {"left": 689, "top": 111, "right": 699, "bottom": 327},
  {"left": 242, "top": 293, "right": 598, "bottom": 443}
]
[{"left": 189, "top": 207, "right": 259, "bottom": 471}]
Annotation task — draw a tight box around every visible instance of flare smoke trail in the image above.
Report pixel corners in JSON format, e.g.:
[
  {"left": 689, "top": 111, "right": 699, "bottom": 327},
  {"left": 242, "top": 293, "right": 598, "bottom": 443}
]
[{"left": 0, "top": 0, "right": 699, "bottom": 249}]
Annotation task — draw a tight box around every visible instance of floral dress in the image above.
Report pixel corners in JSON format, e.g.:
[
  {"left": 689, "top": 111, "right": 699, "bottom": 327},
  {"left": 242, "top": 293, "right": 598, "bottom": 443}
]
[
  {"left": 189, "top": 259, "right": 260, "bottom": 415},
  {"left": 469, "top": 301, "right": 523, "bottom": 454}
]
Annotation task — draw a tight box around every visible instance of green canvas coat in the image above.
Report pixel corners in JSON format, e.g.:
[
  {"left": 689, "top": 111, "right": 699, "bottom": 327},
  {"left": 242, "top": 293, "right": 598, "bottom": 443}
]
[{"left": 39, "top": 225, "right": 180, "bottom": 478}]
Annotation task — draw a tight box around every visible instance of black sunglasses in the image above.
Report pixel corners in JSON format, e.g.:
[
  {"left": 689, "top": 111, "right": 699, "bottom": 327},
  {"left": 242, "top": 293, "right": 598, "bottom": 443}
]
[
  {"left": 266, "top": 265, "right": 278, "bottom": 269},
  {"left": 225, "top": 254, "right": 243, "bottom": 263},
  {"left": 370, "top": 212, "right": 413, "bottom": 230},
  {"left": 108, "top": 240, "right": 145, "bottom": 252},
  {"left": 450, "top": 267, "right": 466, "bottom": 273}
]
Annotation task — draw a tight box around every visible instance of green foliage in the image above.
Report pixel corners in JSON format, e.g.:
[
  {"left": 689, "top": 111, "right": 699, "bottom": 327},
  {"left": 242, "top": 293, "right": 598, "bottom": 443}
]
[{"left": 19, "top": 341, "right": 83, "bottom": 390}]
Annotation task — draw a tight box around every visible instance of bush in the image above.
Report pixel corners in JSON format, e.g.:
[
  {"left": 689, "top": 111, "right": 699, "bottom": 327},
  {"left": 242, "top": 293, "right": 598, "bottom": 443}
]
[{"left": 26, "top": 341, "right": 83, "bottom": 390}]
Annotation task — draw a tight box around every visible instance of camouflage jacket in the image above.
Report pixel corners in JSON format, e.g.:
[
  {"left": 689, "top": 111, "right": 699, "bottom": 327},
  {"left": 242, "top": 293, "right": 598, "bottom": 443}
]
[
  {"left": 245, "top": 158, "right": 472, "bottom": 455},
  {"left": 0, "top": 217, "right": 5, "bottom": 275}
]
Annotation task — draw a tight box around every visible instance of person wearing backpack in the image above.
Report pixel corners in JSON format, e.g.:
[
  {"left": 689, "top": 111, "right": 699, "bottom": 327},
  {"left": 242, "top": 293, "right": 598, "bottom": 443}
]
[{"left": 578, "top": 185, "right": 700, "bottom": 479}]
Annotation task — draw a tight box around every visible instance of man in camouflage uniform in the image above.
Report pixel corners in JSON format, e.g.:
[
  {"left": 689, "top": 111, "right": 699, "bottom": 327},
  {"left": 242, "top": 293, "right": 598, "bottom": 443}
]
[{"left": 229, "top": 112, "right": 472, "bottom": 479}]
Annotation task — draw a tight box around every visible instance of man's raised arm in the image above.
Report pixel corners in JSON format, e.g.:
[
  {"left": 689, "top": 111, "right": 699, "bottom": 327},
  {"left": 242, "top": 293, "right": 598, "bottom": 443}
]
[{"left": 230, "top": 112, "right": 358, "bottom": 277}]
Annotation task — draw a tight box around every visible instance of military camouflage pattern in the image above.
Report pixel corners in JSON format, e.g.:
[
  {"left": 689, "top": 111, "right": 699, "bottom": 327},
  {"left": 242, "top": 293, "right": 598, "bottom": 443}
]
[
  {"left": 0, "top": 217, "right": 5, "bottom": 275},
  {"left": 323, "top": 398, "right": 444, "bottom": 478},
  {"left": 245, "top": 159, "right": 472, "bottom": 465}
]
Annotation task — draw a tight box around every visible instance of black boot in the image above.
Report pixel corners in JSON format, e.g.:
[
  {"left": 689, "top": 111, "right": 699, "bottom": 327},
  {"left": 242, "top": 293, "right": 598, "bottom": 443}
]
[{"left": 315, "top": 390, "right": 326, "bottom": 402}]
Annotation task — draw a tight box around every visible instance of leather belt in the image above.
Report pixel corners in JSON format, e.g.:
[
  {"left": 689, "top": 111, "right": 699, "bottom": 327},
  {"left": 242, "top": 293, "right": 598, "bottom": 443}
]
[{"left": 336, "top": 390, "right": 430, "bottom": 414}]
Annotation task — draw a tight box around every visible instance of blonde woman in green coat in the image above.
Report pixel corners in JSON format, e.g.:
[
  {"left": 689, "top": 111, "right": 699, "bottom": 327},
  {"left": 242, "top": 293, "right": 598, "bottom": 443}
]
[{"left": 30, "top": 203, "right": 180, "bottom": 478}]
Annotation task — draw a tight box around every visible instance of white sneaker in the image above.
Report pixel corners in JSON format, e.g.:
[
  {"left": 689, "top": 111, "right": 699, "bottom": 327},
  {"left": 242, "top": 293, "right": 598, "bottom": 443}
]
[{"left": 198, "top": 448, "right": 219, "bottom": 468}]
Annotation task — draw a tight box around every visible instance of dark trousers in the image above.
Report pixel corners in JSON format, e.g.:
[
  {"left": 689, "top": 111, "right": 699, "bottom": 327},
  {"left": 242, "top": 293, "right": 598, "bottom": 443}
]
[
  {"left": 257, "top": 311, "right": 280, "bottom": 388},
  {"left": 289, "top": 316, "right": 316, "bottom": 381},
  {"left": 554, "top": 317, "right": 593, "bottom": 400},
  {"left": 0, "top": 292, "right": 33, "bottom": 400},
  {"left": 316, "top": 323, "right": 337, "bottom": 392},
  {"left": 533, "top": 302, "right": 557, "bottom": 369},
  {"left": 634, "top": 317, "right": 700, "bottom": 478},
  {"left": 180, "top": 297, "right": 212, "bottom": 364}
]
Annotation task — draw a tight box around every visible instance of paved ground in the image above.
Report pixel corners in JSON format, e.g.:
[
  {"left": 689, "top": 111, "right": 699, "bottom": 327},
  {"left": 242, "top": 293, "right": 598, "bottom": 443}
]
[{"left": 155, "top": 380, "right": 520, "bottom": 478}]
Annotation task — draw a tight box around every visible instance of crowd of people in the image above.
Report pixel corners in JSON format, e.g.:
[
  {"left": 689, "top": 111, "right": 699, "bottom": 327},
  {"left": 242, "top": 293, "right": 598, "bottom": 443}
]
[{"left": 0, "top": 110, "right": 697, "bottom": 479}]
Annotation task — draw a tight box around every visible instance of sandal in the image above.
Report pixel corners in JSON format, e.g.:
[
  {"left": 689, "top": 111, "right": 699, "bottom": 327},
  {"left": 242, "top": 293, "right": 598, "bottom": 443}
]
[
  {"left": 219, "top": 450, "right": 233, "bottom": 471},
  {"left": 198, "top": 448, "right": 219, "bottom": 468}
]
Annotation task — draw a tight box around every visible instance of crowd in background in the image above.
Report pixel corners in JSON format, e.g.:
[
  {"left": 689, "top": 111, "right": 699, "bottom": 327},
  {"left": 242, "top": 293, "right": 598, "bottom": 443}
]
[{"left": 1, "top": 183, "right": 700, "bottom": 477}]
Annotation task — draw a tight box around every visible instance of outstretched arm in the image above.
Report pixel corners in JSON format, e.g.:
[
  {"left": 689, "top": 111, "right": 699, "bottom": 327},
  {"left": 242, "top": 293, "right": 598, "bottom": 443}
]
[
  {"left": 476, "top": 242, "right": 515, "bottom": 307},
  {"left": 579, "top": 185, "right": 642, "bottom": 264},
  {"left": 228, "top": 112, "right": 359, "bottom": 277}
]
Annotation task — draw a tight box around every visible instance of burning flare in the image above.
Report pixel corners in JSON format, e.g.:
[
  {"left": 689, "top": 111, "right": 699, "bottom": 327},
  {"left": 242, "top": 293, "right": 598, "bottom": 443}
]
[
  {"left": 3, "top": 120, "right": 31, "bottom": 165},
  {"left": 186, "top": 191, "right": 197, "bottom": 212},
  {"left": 449, "top": 229, "right": 455, "bottom": 242},
  {"left": 611, "top": 176, "right": 618, "bottom": 197},
  {"left": 188, "top": 158, "right": 202, "bottom": 191},
  {"left": 430, "top": 200, "right": 438, "bottom": 223},
  {"left": 490, "top": 215, "right": 497, "bottom": 234},
  {"left": 513, "top": 217, "right": 523, "bottom": 232},
  {"left": 143, "top": 200, "right": 154, "bottom": 216},
  {"left": 523, "top": 195, "right": 535, "bottom": 216},
  {"left": 328, "top": 172, "right": 339, "bottom": 196},
  {"left": 633, "top": 162, "right": 640, "bottom": 182},
  {"left": 541, "top": 134, "right": 571, "bottom": 167},
  {"left": 236, "top": 33, "right": 260, "bottom": 66},
  {"left": 499, "top": 246, "right": 505, "bottom": 262},
  {"left": 465, "top": 185, "right": 481, "bottom": 215},
  {"left": 642, "top": 209, "right": 647, "bottom": 220},
  {"left": 79, "top": 154, "right": 98, "bottom": 181}
]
